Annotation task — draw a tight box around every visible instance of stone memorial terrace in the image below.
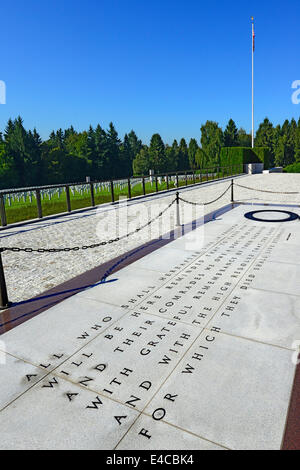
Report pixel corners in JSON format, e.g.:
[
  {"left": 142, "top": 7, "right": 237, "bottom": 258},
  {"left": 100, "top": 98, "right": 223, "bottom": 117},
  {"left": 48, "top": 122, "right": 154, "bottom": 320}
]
[{"left": 0, "top": 173, "right": 300, "bottom": 450}]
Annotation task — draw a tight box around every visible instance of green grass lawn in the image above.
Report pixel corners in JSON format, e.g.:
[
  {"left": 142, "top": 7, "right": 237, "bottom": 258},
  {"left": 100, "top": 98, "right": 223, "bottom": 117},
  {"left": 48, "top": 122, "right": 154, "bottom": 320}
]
[{"left": 3, "top": 170, "right": 238, "bottom": 225}]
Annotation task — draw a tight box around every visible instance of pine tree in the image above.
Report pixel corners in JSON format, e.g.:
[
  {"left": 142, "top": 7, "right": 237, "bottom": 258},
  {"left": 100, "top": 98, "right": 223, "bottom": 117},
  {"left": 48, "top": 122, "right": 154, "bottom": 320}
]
[
  {"left": 106, "top": 122, "right": 121, "bottom": 178},
  {"left": 149, "top": 134, "right": 165, "bottom": 172},
  {"left": 295, "top": 119, "right": 300, "bottom": 162},
  {"left": 178, "top": 138, "right": 189, "bottom": 171},
  {"left": 224, "top": 119, "right": 238, "bottom": 147},
  {"left": 127, "top": 130, "right": 142, "bottom": 160},
  {"left": 188, "top": 138, "right": 199, "bottom": 169}
]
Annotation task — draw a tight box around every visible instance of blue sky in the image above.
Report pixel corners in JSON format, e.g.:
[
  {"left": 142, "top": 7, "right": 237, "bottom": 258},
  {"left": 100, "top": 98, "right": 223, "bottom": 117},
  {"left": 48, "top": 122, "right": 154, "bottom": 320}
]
[{"left": 0, "top": 0, "right": 299, "bottom": 144}]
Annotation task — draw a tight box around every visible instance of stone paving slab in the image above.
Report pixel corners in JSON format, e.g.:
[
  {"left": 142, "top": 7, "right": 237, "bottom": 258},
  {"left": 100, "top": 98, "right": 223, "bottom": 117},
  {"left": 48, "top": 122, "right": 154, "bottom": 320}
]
[
  {"left": 0, "top": 354, "right": 48, "bottom": 411},
  {"left": 206, "top": 288, "right": 300, "bottom": 350},
  {"left": 0, "top": 202, "right": 299, "bottom": 449},
  {"left": 143, "top": 329, "right": 294, "bottom": 450},
  {"left": 0, "top": 297, "right": 126, "bottom": 370},
  {"left": 53, "top": 311, "right": 199, "bottom": 410},
  {"left": 116, "top": 414, "right": 225, "bottom": 450},
  {"left": 0, "top": 375, "right": 139, "bottom": 450},
  {"left": 249, "top": 261, "right": 300, "bottom": 296}
]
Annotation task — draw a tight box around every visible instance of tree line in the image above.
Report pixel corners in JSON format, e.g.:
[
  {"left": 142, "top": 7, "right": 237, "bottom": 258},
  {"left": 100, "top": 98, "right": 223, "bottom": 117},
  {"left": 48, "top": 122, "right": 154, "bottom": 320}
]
[{"left": 0, "top": 116, "right": 299, "bottom": 189}]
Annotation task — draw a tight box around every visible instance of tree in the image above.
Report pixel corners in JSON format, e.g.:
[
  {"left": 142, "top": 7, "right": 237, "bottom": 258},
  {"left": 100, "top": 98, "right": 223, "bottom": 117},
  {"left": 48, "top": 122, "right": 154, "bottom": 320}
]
[
  {"left": 127, "top": 130, "right": 142, "bottom": 161},
  {"left": 237, "top": 128, "right": 251, "bottom": 147},
  {"left": 122, "top": 130, "right": 142, "bottom": 176},
  {"left": 105, "top": 122, "right": 122, "bottom": 178},
  {"left": 195, "top": 148, "right": 208, "bottom": 169},
  {"left": 149, "top": 133, "right": 165, "bottom": 172},
  {"left": 295, "top": 119, "right": 300, "bottom": 162},
  {"left": 133, "top": 147, "right": 151, "bottom": 175},
  {"left": 200, "top": 121, "right": 223, "bottom": 167},
  {"left": 188, "top": 138, "right": 199, "bottom": 169},
  {"left": 224, "top": 119, "right": 238, "bottom": 147},
  {"left": 4, "top": 116, "right": 31, "bottom": 186},
  {"left": 177, "top": 138, "right": 189, "bottom": 170}
]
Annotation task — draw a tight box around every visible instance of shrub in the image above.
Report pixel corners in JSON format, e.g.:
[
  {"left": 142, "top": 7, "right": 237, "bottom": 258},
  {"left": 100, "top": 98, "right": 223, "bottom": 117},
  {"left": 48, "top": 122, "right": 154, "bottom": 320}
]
[
  {"left": 220, "top": 147, "right": 270, "bottom": 169},
  {"left": 284, "top": 162, "right": 300, "bottom": 173}
]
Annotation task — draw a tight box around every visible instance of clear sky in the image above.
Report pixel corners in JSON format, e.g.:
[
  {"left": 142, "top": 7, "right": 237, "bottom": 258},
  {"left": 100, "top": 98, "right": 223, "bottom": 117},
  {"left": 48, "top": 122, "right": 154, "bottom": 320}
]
[{"left": 0, "top": 0, "right": 299, "bottom": 144}]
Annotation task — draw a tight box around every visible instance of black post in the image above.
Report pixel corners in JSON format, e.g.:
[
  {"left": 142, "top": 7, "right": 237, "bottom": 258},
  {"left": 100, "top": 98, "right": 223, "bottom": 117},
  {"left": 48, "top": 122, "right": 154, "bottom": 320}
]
[
  {"left": 193, "top": 171, "right": 196, "bottom": 184},
  {"left": 110, "top": 181, "right": 115, "bottom": 203},
  {"left": 185, "top": 172, "right": 188, "bottom": 186},
  {"left": 0, "top": 249, "right": 9, "bottom": 309},
  {"left": 231, "top": 179, "right": 234, "bottom": 203},
  {"left": 176, "top": 192, "right": 181, "bottom": 227},
  {"left": 66, "top": 186, "right": 71, "bottom": 212},
  {"left": 200, "top": 171, "right": 202, "bottom": 183},
  {"left": 176, "top": 173, "right": 179, "bottom": 188},
  {"left": 142, "top": 177, "right": 146, "bottom": 196},
  {"left": 155, "top": 176, "right": 158, "bottom": 193},
  {"left": 128, "top": 179, "right": 132, "bottom": 199},
  {"left": 36, "top": 189, "right": 43, "bottom": 219},
  {"left": 90, "top": 183, "right": 95, "bottom": 207},
  {"left": 0, "top": 195, "right": 7, "bottom": 227},
  {"left": 166, "top": 174, "right": 169, "bottom": 190}
]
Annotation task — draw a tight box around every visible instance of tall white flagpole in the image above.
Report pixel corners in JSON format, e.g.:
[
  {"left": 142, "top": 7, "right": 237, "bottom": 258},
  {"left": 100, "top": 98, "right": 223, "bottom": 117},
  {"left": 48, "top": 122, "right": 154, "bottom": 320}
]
[{"left": 252, "top": 17, "right": 255, "bottom": 148}]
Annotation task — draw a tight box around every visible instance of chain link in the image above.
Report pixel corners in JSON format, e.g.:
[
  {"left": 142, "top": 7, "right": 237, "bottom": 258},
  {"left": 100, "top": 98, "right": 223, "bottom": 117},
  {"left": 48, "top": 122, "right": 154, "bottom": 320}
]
[
  {"left": 1, "top": 199, "right": 176, "bottom": 254},
  {"left": 179, "top": 184, "right": 232, "bottom": 206},
  {"left": 3, "top": 179, "right": 298, "bottom": 255},
  {"left": 234, "top": 182, "right": 299, "bottom": 195}
]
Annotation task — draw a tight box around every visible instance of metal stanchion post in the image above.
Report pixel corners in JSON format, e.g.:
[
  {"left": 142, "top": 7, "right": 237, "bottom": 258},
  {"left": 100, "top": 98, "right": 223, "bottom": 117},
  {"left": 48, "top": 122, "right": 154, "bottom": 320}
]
[
  {"left": 231, "top": 179, "right": 234, "bottom": 203},
  {"left": 90, "top": 183, "right": 95, "bottom": 207},
  {"left": 0, "top": 195, "right": 7, "bottom": 227},
  {"left": 0, "top": 249, "right": 9, "bottom": 309},
  {"left": 176, "top": 192, "right": 181, "bottom": 227},
  {"left": 110, "top": 181, "right": 115, "bottom": 203},
  {"left": 128, "top": 179, "right": 132, "bottom": 199},
  {"left": 142, "top": 177, "right": 146, "bottom": 196},
  {"left": 65, "top": 186, "right": 71, "bottom": 212},
  {"left": 36, "top": 189, "right": 43, "bottom": 219}
]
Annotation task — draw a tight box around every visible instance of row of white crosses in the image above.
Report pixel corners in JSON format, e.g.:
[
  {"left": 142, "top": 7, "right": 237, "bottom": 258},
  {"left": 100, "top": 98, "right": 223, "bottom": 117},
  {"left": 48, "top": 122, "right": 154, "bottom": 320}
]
[{"left": 3, "top": 172, "right": 202, "bottom": 207}]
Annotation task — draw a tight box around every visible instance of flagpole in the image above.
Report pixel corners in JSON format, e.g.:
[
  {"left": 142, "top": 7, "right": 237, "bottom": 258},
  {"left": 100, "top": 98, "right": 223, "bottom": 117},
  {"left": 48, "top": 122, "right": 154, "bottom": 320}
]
[{"left": 252, "top": 18, "right": 254, "bottom": 148}]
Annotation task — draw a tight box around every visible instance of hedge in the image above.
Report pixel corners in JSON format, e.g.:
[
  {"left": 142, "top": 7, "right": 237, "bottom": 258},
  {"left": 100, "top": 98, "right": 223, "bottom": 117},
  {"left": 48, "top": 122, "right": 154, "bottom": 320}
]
[
  {"left": 219, "top": 147, "right": 270, "bottom": 170},
  {"left": 283, "top": 162, "right": 300, "bottom": 173}
]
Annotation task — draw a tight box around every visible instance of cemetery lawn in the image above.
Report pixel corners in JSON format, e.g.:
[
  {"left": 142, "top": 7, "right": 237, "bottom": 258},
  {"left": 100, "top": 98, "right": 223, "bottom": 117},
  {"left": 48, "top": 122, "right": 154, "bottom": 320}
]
[{"left": 4, "top": 174, "right": 221, "bottom": 225}]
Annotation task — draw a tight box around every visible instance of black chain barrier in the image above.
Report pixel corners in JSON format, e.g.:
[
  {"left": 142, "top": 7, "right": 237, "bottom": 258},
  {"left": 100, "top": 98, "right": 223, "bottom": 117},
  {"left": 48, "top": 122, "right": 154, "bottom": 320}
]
[
  {"left": 234, "top": 182, "right": 300, "bottom": 195},
  {"left": 2, "top": 180, "right": 298, "bottom": 257},
  {"left": 178, "top": 184, "right": 232, "bottom": 206},
  {"left": 0, "top": 199, "right": 176, "bottom": 254},
  {"left": 1, "top": 177, "right": 299, "bottom": 309}
]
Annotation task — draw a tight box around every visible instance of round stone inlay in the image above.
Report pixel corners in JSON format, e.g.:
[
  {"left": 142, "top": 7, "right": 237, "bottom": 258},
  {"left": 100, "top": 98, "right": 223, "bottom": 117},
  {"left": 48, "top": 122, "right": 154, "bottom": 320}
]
[{"left": 244, "top": 210, "right": 299, "bottom": 223}]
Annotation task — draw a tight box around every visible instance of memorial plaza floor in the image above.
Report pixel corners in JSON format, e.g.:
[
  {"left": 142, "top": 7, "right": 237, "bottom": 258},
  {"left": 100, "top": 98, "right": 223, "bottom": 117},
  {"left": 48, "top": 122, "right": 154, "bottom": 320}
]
[{"left": 0, "top": 173, "right": 300, "bottom": 450}]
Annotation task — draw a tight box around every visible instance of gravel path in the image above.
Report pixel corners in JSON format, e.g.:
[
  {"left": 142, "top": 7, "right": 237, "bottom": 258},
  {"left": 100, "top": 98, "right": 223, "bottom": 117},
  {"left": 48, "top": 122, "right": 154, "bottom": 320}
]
[{"left": 1, "top": 173, "right": 300, "bottom": 303}]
